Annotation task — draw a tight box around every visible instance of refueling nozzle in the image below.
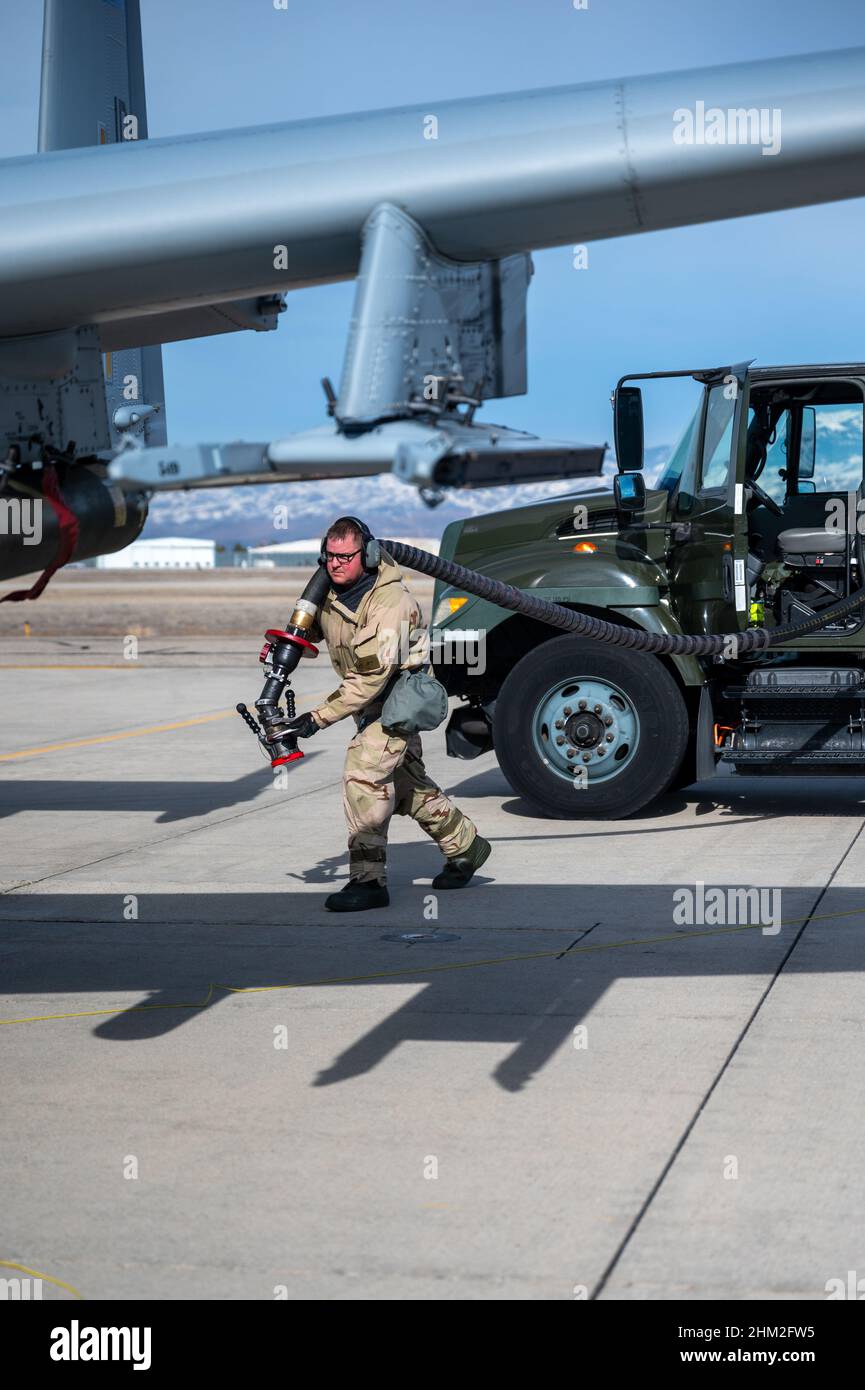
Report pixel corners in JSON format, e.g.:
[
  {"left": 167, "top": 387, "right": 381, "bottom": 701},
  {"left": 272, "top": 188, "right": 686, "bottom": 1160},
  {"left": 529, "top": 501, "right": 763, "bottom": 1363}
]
[{"left": 237, "top": 563, "right": 331, "bottom": 768}]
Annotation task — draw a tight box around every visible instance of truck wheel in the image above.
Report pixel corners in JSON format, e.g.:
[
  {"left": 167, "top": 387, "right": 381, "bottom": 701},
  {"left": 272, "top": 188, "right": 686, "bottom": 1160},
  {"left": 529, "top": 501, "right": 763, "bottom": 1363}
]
[
  {"left": 667, "top": 735, "right": 698, "bottom": 791},
  {"left": 493, "top": 635, "right": 689, "bottom": 819}
]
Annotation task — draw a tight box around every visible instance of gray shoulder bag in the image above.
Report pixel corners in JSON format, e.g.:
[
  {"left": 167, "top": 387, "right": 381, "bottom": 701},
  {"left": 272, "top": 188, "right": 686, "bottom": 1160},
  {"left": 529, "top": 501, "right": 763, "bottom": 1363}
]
[{"left": 380, "top": 668, "right": 448, "bottom": 735}]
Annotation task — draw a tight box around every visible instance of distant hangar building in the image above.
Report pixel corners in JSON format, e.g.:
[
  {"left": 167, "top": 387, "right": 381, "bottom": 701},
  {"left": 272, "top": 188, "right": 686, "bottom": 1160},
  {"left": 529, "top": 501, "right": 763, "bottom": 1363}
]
[
  {"left": 94, "top": 536, "right": 216, "bottom": 569},
  {"left": 247, "top": 537, "right": 441, "bottom": 568}
]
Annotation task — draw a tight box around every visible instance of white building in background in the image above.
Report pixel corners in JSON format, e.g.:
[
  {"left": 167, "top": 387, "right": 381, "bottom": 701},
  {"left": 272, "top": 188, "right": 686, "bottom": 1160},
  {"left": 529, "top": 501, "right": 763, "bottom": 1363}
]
[
  {"left": 95, "top": 536, "right": 216, "bottom": 569},
  {"left": 247, "top": 536, "right": 441, "bottom": 568}
]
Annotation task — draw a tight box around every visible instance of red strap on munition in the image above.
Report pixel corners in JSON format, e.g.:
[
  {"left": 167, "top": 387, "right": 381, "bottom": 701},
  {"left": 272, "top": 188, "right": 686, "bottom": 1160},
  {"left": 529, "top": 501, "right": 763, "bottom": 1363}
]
[{"left": 0, "top": 465, "right": 81, "bottom": 603}]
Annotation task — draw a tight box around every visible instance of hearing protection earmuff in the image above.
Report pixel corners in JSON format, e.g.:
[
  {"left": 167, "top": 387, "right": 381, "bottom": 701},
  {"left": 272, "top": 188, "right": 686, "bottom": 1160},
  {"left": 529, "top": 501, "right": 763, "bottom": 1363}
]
[{"left": 319, "top": 516, "right": 381, "bottom": 571}]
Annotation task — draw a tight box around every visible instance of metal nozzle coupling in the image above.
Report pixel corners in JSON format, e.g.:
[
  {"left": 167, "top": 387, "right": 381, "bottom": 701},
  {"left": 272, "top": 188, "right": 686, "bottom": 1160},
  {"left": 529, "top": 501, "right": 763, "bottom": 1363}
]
[{"left": 288, "top": 599, "right": 318, "bottom": 631}]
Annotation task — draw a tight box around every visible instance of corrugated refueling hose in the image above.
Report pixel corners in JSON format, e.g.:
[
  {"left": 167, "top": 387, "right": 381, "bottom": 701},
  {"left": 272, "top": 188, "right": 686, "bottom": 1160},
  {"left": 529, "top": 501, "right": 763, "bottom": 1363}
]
[{"left": 379, "top": 539, "right": 865, "bottom": 656}]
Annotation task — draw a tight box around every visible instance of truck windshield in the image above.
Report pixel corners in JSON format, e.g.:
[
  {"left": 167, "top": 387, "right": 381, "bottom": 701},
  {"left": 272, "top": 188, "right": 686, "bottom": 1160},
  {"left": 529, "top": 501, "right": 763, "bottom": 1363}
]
[{"left": 654, "top": 398, "right": 702, "bottom": 495}]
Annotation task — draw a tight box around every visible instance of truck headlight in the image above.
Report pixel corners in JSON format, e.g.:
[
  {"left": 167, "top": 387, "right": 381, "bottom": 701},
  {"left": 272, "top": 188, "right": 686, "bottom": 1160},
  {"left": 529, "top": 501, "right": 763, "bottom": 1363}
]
[{"left": 432, "top": 594, "right": 470, "bottom": 626}]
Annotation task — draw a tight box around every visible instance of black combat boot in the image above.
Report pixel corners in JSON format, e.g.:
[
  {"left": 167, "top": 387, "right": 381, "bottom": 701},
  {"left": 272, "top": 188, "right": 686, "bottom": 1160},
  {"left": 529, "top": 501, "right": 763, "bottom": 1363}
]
[
  {"left": 325, "top": 879, "right": 390, "bottom": 912},
  {"left": 431, "top": 834, "right": 491, "bottom": 890}
]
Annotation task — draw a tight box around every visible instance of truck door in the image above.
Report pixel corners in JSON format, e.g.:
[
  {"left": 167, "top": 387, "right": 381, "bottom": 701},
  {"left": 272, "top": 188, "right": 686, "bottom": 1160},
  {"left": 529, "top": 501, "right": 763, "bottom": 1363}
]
[{"left": 667, "top": 364, "right": 751, "bottom": 638}]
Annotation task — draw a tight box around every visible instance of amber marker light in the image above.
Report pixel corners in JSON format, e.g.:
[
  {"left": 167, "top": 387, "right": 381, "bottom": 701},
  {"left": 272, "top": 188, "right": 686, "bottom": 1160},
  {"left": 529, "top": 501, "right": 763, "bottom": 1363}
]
[{"left": 573, "top": 542, "right": 597, "bottom": 553}]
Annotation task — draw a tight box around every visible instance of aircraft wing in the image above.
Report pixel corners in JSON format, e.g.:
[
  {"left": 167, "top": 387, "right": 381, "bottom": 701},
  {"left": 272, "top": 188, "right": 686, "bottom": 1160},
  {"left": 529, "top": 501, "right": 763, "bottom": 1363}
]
[{"left": 3, "top": 4, "right": 865, "bottom": 587}]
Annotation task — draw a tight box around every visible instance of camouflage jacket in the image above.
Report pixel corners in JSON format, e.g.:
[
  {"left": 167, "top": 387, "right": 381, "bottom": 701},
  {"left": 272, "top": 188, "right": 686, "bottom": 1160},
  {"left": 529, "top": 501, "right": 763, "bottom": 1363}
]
[{"left": 309, "top": 549, "right": 428, "bottom": 728}]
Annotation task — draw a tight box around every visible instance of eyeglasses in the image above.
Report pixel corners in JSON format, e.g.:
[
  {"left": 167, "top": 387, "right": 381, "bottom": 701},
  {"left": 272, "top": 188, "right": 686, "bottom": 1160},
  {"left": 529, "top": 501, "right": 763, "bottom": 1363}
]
[{"left": 325, "top": 547, "right": 361, "bottom": 565}]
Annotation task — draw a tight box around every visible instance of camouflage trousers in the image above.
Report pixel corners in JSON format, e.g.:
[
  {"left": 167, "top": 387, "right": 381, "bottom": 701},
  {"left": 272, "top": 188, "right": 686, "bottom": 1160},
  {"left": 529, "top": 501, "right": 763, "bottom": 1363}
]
[{"left": 343, "top": 718, "right": 477, "bottom": 883}]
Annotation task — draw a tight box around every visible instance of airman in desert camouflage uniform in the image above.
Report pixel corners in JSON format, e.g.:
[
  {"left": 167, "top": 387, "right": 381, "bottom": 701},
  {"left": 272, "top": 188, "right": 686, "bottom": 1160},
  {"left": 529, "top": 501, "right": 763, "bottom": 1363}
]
[{"left": 284, "top": 516, "right": 490, "bottom": 912}]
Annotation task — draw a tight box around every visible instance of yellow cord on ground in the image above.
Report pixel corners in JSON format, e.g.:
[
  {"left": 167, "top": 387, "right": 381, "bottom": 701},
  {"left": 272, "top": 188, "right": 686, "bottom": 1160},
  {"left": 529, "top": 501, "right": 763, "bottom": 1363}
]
[{"left": 0, "top": 1258, "right": 83, "bottom": 1300}]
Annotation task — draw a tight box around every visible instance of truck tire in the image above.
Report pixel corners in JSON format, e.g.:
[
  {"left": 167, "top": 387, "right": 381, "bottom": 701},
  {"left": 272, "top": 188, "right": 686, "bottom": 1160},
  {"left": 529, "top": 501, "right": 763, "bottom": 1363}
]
[
  {"left": 493, "top": 634, "right": 689, "bottom": 819},
  {"left": 667, "top": 735, "right": 698, "bottom": 791}
]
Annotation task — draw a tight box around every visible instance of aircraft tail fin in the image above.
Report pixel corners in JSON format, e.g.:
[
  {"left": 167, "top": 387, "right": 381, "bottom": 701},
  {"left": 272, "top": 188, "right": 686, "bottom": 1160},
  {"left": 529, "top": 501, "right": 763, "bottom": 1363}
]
[
  {"left": 38, "top": 0, "right": 149, "bottom": 152},
  {"left": 38, "top": 0, "right": 167, "bottom": 449}
]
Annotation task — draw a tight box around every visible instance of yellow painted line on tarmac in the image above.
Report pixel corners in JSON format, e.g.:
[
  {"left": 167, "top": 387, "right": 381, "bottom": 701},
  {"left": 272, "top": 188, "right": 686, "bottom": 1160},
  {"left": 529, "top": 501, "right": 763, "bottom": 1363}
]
[
  {"left": 0, "top": 664, "right": 134, "bottom": 670},
  {"left": 0, "top": 692, "right": 331, "bottom": 762},
  {"left": 0, "top": 711, "right": 235, "bottom": 761}
]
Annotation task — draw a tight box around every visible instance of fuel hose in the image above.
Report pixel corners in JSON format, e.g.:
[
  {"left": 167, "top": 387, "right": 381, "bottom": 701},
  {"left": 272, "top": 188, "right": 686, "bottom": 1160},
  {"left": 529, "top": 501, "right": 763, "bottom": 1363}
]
[{"left": 379, "top": 539, "right": 865, "bottom": 657}]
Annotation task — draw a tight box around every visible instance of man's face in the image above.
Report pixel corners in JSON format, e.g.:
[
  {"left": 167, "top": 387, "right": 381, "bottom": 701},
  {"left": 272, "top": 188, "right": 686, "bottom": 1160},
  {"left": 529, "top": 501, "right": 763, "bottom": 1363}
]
[{"left": 325, "top": 530, "right": 366, "bottom": 587}]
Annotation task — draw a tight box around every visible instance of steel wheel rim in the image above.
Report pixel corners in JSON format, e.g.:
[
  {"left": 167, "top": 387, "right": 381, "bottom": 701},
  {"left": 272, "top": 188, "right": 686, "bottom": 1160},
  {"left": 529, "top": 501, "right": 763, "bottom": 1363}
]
[{"left": 531, "top": 676, "right": 641, "bottom": 786}]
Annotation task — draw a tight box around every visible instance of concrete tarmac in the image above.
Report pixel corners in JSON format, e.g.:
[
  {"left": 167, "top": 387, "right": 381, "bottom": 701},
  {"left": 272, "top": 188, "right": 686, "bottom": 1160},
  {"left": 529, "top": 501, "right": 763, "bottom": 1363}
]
[{"left": 1, "top": 637, "right": 864, "bottom": 1301}]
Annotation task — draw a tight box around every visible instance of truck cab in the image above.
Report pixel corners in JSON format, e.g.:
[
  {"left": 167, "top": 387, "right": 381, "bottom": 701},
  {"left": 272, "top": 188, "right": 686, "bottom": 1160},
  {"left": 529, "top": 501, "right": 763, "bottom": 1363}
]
[{"left": 431, "top": 362, "right": 865, "bottom": 818}]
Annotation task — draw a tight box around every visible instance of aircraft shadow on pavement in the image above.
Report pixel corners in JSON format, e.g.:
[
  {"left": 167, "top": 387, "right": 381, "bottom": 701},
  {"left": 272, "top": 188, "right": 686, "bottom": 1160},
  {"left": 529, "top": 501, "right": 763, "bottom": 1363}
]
[
  {"left": 1, "top": 877, "right": 862, "bottom": 1093},
  {"left": 0, "top": 757, "right": 326, "bottom": 823},
  {"left": 3, "top": 765, "right": 863, "bottom": 833}
]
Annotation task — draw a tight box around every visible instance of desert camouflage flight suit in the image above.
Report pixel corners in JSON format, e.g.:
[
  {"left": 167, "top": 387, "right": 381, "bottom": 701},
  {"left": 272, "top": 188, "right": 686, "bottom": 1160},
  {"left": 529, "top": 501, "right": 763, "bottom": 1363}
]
[{"left": 308, "top": 549, "right": 478, "bottom": 884}]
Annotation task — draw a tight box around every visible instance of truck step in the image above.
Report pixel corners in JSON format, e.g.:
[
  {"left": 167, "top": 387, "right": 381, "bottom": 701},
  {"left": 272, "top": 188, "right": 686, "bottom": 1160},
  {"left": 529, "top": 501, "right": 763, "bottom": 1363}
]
[
  {"left": 723, "top": 748, "right": 865, "bottom": 765},
  {"left": 724, "top": 667, "right": 865, "bottom": 700}
]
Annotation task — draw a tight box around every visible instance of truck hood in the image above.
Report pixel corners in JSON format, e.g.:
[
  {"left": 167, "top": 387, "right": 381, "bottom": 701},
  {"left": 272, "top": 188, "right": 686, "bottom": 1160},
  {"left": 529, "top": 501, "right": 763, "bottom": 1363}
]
[{"left": 434, "top": 488, "right": 670, "bottom": 624}]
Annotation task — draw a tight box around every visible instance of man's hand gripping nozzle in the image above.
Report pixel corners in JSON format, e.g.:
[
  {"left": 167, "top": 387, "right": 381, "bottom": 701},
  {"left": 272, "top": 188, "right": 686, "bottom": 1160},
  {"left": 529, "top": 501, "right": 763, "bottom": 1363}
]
[{"left": 236, "top": 564, "right": 331, "bottom": 768}]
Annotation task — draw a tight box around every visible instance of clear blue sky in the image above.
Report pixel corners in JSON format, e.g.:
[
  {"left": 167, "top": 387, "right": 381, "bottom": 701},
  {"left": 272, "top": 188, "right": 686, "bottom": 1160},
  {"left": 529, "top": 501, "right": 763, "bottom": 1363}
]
[{"left": 2, "top": 0, "right": 865, "bottom": 451}]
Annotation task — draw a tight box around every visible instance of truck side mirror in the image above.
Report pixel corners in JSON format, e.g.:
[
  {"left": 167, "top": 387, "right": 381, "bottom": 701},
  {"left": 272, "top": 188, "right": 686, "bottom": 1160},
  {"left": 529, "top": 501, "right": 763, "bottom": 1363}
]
[
  {"left": 614, "top": 386, "right": 644, "bottom": 472},
  {"left": 614, "top": 471, "right": 646, "bottom": 511}
]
